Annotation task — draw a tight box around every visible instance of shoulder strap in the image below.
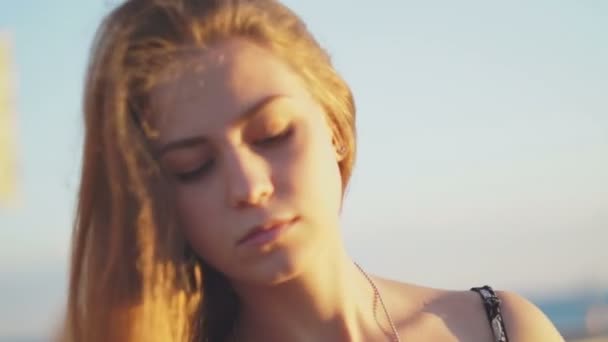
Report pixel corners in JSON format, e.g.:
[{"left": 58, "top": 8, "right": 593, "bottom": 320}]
[{"left": 470, "top": 285, "right": 509, "bottom": 342}]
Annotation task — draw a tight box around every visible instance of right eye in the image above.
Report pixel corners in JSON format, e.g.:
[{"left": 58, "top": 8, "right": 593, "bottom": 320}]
[
  {"left": 253, "top": 126, "right": 294, "bottom": 147},
  {"left": 175, "top": 160, "right": 215, "bottom": 183}
]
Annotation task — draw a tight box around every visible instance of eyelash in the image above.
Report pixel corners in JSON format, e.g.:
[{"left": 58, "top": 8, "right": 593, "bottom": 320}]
[
  {"left": 254, "top": 126, "right": 294, "bottom": 147},
  {"left": 175, "top": 126, "right": 294, "bottom": 183}
]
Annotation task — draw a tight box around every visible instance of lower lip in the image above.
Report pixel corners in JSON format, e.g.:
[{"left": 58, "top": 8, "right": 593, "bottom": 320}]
[{"left": 240, "top": 219, "right": 297, "bottom": 247}]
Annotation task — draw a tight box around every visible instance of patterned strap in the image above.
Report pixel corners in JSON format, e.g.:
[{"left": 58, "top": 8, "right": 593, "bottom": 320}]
[{"left": 470, "top": 285, "right": 509, "bottom": 342}]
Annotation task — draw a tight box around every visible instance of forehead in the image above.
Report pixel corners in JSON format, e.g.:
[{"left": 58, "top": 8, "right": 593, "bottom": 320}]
[{"left": 149, "top": 38, "right": 312, "bottom": 143}]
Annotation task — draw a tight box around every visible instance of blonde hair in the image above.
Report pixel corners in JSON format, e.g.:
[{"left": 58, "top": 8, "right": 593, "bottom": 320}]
[{"left": 62, "top": 0, "right": 356, "bottom": 341}]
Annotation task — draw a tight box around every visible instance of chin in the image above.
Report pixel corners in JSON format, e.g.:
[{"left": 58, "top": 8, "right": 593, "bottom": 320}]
[
  {"left": 236, "top": 236, "right": 319, "bottom": 286},
  {"left": 230, "top": 218, "right": 332, "bottom": 287},
  {"left": 245, "top": 248, "right": 305, "bottom": 285}
]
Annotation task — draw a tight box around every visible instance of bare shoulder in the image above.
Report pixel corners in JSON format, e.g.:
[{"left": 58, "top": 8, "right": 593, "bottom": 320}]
[
  {"left": 374, "top": 277, "right": 564, "bottom": 341},
  {"left": 494, "top": 289, "right": 565, "bottom": 341},
  {"left": 373, "top": 277, "right": 493, "bottom": 341}
]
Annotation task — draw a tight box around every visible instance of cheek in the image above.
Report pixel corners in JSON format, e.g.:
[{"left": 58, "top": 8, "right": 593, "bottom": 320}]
[
  {"left": 280, "top": 123, "right": 342, "bottom": 214},
  {"left": 174, "top": 184, "right": 230, "bottom": 263}
]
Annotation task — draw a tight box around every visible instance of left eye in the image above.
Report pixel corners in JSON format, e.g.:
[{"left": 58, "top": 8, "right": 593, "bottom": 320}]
[{"left": 254, "top": 127, "right": 293, "bottom": 146}]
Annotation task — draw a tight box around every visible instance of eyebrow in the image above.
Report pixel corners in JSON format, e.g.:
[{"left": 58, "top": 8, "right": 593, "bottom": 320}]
[{"left": 157, "top": 94, "right": 286, "bottom": 157}]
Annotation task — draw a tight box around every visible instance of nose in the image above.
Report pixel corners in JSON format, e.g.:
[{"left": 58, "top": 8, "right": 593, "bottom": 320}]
[{"left": 224, "top": 148, "right": 274, "bottom": 208}]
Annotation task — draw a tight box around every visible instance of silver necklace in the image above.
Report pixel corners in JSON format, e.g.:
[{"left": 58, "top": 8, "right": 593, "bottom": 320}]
[
  {"left": 354, "top": 262, "right": 402, "bottom": 342},
  {"left": 231, "top": 264, "right": 402, "bottom": 342}
]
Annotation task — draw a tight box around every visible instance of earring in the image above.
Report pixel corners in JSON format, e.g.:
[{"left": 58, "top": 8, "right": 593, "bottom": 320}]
[{"left": 337, "top": 145, "right": 347, "bottom": 155}]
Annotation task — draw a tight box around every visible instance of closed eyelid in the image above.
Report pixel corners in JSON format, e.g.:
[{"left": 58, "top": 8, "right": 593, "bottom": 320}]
[
  {"left": 246, "top": 114, "right": 290, "bottom": 135},
  {"left": 161, "top": 146, "right": 210, "bottom": 170},
  {"left": 156, "top": 94, "right": 289, "bottom": 157}
]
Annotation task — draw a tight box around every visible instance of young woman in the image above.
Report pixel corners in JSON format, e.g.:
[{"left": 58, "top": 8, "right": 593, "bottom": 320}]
[{"left": 61, "top": 0, "right": 565, "bottom": 341}]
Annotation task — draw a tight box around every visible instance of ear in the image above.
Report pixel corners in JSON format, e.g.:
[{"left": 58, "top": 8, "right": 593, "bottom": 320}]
[{"left": 332, "top": 136, "right": 347, "bottom": 162}]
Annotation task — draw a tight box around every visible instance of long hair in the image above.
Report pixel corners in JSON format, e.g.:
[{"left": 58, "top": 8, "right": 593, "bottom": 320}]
[{"left": 61, "top": 0, "right": 357, "bottom": 341}]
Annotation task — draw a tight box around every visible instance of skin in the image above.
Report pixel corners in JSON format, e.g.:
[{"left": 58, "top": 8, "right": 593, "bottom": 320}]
[{"left": 150, "top": 38, "right": 565, "bottom": 342}]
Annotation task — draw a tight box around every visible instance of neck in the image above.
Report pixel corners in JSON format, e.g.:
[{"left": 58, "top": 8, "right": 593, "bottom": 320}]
[{"left": 230, "top": 246, "right": 383, "bottom": 342}]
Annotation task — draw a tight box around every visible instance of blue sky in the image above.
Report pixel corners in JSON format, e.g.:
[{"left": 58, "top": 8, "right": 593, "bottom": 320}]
[{"left": 1, "top": 0, "right": 607, "bottom": 338}]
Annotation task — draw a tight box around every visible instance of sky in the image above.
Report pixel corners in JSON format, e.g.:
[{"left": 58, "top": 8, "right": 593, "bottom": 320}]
[{"left": 0, "top": 0, "right": 607, "bottom": 339}]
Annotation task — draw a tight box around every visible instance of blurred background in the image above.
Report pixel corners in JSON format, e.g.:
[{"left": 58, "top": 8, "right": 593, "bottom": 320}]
[{"left": 0, "top": 0, "right": 606, "bottom": 341}]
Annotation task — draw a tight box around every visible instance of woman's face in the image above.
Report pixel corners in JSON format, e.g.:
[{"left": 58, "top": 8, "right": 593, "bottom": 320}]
[{"left": 150, "top": 38, "right": 345, "bottom": 284}]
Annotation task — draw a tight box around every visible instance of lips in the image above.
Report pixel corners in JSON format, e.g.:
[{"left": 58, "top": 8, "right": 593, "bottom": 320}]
[{"left": 237, "top": 216, "right": 298, "bottom": 246}]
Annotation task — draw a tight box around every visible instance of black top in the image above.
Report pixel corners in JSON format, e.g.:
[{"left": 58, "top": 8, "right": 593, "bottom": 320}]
[{"left": 470, "top": 285, "right": 509, "bottom": 342}]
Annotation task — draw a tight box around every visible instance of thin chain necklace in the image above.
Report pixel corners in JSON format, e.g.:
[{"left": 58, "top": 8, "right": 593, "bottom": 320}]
[
  {"left": 354, "top": 262, "right": 402, "bottom": 342},
  {"left": 230, "top": 263, "right": 401, "bottom": 342}
]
